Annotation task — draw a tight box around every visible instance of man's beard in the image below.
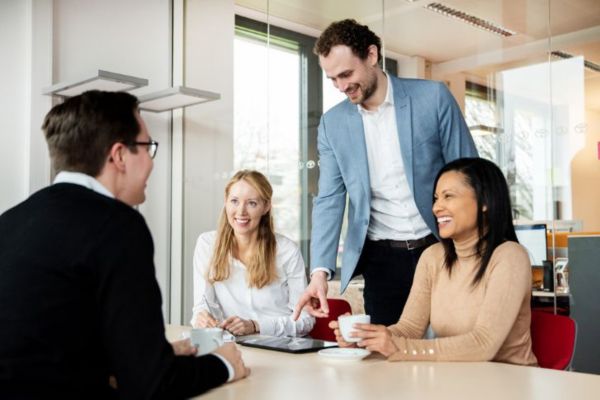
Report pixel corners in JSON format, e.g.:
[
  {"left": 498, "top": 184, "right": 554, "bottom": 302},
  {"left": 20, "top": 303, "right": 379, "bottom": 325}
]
[{"left": 346, "top": 74, "right": 377, "bottom": 104}]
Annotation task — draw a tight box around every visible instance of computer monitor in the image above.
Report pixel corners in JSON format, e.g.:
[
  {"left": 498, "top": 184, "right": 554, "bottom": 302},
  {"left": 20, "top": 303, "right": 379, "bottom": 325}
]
[{"left": 515, "top": 224, "right": 548, "bottom": 266}]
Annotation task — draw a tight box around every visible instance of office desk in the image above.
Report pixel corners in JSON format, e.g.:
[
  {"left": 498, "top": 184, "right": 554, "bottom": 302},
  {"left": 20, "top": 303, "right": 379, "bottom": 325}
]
[
  {"left": 166, "top": 325, "right": 600, "bottom": 400},
  {"left": 532, "top": 290, "right": 569, "bottom": 298}
]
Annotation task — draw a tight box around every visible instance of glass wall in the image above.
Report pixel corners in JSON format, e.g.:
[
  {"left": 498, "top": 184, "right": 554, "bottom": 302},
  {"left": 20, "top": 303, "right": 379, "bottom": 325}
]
[
  {"left": 181, "top": 0, "right": 599, "bottom": 321},
  {"left": 232, "top": 16, "right": 321, "bottom": 258}
]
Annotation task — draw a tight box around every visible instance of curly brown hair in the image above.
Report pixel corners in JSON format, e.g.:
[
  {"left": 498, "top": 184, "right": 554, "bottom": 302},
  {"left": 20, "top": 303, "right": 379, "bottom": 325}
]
[{"left": 314, "top": 19, "right": 382, "bottom": 63}]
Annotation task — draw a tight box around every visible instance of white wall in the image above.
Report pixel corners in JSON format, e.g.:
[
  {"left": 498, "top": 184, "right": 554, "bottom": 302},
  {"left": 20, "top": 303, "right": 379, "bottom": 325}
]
[
  {"left": 1, "top": 0, "right": 236, "bottom": 324},
  {"left": 53, "top": 0, "right": 173, "bottom": 315},
  {"left": 0, "top": 0, "right": 174, "bottom": 316},
  {"left": 0, "top": 0, "right": 31, "bottom": 213},
  {"left": 181, "top": 0, "right": 235, "bottom": 324}
]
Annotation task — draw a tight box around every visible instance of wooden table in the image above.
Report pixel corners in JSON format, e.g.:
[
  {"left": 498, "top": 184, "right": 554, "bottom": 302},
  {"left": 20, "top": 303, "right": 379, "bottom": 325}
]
[{"left": 166, "top": 325, "right": 600, "bottom": 400}]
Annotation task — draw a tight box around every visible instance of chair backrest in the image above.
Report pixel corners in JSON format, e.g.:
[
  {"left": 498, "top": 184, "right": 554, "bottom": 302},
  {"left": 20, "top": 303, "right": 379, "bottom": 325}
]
[
  {"left": 309, "top": 298, "right": 352, "bottom": 342},
  {"left": 530, "top": 309, "right": 577, "bottom": 370}
]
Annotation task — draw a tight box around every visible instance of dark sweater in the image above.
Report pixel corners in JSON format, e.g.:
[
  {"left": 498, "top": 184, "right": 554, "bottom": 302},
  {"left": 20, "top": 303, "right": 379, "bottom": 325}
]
[{"left": 0, "top": 183, "right": 228, "bottom": 399}]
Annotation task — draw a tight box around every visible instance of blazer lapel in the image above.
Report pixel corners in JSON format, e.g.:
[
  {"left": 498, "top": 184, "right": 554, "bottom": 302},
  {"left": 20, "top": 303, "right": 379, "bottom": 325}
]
[{"left": 393, "top": 78, "right": 414, "bottom": 192}]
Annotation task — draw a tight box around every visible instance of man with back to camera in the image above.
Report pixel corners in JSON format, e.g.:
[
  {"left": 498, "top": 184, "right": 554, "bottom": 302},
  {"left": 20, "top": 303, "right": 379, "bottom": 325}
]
[
  {"left": 0, "top": 90, "right": 249, "bottom": 399},
  {"left": 293, "top": 19, "right": 478, "bottom": 326}
]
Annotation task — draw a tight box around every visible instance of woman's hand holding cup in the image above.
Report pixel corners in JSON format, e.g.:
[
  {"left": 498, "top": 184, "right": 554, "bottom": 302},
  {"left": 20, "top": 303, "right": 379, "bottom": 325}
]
[
  {"left": 328, "top": 319, "right": 356, "bottom": 348},
  {"left": 328, "top": 312, "right": 370, "bottom": 347},
  {"left": 351, "top": 323, "right": 398, "bottom": 357}
]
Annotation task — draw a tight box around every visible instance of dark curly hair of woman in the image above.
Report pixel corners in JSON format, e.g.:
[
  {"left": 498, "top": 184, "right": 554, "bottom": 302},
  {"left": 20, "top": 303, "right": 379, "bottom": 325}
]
[{"left": 314, "top": 19, "right": 382, "bottom": 63}]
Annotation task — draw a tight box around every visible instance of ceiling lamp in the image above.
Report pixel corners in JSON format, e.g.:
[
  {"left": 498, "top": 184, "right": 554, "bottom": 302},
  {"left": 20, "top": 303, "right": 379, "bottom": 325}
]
[
  {"left": 425, "top": 3, "right": 516, "bottom": 37},
  {"left": 138, "top": 86, "right": 221, "bottom": 112},
  {"left": 43, "top": 70, "right": 148, "bottom": 98}
]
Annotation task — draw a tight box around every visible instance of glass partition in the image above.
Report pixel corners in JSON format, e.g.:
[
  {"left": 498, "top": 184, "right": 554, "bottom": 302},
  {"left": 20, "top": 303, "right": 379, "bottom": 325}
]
[{"left": 181, "top": 0, "right": 600, "bottom": 321}]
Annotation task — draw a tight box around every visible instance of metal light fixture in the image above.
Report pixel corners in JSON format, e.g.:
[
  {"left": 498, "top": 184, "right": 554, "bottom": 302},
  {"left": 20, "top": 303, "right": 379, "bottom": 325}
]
[
  {"left": 551, "top": 51, "right": 600, "bottom": 73},
  {"left": 138, "top": 86, "right": 221, "bottom": 112},
  {"left": 425, "top": 3, "right": 516, "bottom": 37},
  {"left": 43, "top": 70, "right": 148, "bottom": 98},
  {"left": 469, "top": 124, "right": 503, "bottom": 136}
]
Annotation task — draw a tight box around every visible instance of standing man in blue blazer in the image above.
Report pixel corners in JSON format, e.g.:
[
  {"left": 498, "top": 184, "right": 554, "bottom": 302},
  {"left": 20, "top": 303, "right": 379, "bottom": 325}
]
[{"left": 293, "top": 19, "right": 478, "bottom": 326}]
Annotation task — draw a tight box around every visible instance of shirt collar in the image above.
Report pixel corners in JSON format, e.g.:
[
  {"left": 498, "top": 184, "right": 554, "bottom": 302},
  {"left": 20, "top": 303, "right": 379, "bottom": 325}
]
[
  {"left": 357, "top": 71, "right": 394, "bottom": 114},
  {"left": 53, "top": 171, "right": 115, "bottom": 199}
]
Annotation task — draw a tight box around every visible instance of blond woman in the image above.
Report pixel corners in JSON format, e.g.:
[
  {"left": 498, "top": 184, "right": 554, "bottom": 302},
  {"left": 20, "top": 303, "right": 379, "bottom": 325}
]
[{"left": 191, "top": 170, "right": 314, "bottom": 337}]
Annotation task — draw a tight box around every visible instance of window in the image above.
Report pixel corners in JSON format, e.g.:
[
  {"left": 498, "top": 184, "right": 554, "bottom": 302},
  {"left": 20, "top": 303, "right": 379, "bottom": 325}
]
[
  {"left": 234, "top": 16, "right": 320, "bottom": 262},
  {"left": 235, "top": 16, "right": 398, "bottom": 274}
]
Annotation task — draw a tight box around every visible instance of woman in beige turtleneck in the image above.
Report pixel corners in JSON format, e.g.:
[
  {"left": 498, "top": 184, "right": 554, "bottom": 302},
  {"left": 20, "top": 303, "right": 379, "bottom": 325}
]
[{"left": 330, "top": 157, "right": 538, "bottom": 366}]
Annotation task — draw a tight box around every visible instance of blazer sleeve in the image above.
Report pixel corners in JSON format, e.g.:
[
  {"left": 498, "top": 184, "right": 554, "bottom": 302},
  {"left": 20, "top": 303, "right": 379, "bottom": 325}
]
[
  {"left": 93, "top": 212, "right": 228, "bottom": 399},
  {"left": 310, "top": 116, "right": 348, "bottom": 276},
  {"left": 436, "top": 82, "right": 479, "bottom": 161}
]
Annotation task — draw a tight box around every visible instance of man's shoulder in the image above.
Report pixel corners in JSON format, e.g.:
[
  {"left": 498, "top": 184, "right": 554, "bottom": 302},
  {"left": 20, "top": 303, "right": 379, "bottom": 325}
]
[
  {"left": 57, "top": 183, "right": 141, "bottom": 219},
  {"left": 322, "top": 98, "right": 353, "bottom": 119},
  {"left": 391, "top": 76, "right": 445, "bottom": 93},
  {"left": 5, "top": 183, "right": 144, "bottom": 230}
]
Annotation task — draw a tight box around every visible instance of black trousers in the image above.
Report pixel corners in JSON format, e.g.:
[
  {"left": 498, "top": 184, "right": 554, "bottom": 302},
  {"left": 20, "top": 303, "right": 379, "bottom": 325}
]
[{"left": 353, "top": 239, "right": 433, "bottom": 326}]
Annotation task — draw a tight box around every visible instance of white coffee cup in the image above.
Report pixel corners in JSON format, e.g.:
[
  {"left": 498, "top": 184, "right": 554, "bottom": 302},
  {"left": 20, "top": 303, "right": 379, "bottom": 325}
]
[
  {"left": 190, "top": 327, "right": 224, "bottom": 356},
  {"left": 338, "top": 314, "right": 371, "bottom": 343}
]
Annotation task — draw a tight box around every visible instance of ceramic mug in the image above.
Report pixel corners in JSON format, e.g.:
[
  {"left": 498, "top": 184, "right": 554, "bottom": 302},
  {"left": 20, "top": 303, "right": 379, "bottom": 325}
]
[
  {"left": 338, "top": 314, "right": 370, "bottom": 343},
  {"left": 190, "top": 327, "right": 224, "bottom": 356}
]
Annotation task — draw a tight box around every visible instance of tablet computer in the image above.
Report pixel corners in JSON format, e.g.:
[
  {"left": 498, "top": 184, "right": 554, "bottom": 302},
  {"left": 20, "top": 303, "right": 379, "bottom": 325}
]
[{"left": 236, "top": 334, "right": 338, "bottom": 354}]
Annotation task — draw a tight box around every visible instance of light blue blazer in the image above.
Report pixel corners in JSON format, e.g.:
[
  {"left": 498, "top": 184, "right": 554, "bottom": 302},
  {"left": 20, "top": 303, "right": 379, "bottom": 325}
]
[{"left": 310, "top": 76, "right": 478, "bottom": 292}]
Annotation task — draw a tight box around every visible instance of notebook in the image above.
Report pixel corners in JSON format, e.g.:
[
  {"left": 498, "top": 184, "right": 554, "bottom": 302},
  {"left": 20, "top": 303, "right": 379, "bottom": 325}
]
[{"left": 236, "top": 334, "right": 338, "bottom": 354}]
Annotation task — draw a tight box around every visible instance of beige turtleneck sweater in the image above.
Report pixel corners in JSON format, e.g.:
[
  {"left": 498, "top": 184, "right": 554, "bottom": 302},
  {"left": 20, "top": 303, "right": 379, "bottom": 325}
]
[{"left": 387, "top": 234, "right": 538, "bottom": 366}]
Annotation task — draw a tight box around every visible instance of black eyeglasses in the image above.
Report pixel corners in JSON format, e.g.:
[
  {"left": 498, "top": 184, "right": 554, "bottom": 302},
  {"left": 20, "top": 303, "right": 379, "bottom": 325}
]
[{"left": 128, "top": 140, "right": 159, "bottom": 159}]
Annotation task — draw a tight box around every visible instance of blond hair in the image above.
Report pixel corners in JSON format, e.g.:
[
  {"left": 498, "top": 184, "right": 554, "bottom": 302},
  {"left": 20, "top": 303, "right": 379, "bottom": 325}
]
[{"left": 209, "top": 170, "right": 278, "bottom": 288}]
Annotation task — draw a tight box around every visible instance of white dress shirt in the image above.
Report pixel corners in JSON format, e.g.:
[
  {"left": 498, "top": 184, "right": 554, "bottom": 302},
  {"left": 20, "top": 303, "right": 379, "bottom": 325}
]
[
  {"left": 53, "top": 171, "right": 114, "bottom": 198},
  {"left": 358, "top": 73, "right": 431, "bottom": 241},
  {"left": 191, "top": 231, "right": 315, "bottom": 337}
]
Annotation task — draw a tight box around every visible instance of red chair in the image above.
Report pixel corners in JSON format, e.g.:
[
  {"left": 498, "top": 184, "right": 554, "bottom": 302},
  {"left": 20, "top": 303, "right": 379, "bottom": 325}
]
[
  {"left": 530, "top": 309, "right": 577, "bottom": 370},
  {"left": 309, "top": 298, "right": 352, "bottom": 342}
]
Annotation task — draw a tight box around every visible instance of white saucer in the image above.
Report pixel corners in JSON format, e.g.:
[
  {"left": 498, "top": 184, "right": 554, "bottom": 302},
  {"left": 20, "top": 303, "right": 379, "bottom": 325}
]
[{"left": 318, "top": 348, "right": 371, "bottom": 360}]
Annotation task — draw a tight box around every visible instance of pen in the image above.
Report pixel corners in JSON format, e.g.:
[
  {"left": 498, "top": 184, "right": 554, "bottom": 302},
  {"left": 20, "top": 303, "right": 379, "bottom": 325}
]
[{"left": 203, "top": 295, "right": 235, "bottom": 338}]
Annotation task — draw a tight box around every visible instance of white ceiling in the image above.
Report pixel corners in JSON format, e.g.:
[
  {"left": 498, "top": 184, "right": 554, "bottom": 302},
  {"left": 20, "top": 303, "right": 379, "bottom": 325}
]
[{"left": 236, "top": 0, "right": 600, "bottom": 109}]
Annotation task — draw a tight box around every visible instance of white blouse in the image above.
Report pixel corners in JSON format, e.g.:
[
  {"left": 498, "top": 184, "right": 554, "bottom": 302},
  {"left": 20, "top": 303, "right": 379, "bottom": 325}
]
[{"left": 191, "top": 231, "right": 315, "bottom": 337}]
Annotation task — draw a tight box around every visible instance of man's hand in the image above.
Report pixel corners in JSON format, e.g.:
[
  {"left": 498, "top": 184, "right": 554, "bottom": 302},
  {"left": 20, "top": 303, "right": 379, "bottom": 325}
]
[
  {"left": 170, "top": 338, "right": 198, "bottom": 356},
  {"left": 292, "top": 271, "right": 329, "bottom": 320},
  {"left": 212, "top": 343, "right": 250, "bottom": 382}
]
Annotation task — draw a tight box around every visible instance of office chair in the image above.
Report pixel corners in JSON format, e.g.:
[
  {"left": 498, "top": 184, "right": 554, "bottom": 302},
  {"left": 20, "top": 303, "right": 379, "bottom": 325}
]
[
  {"left": 309, "top": 298, "right": 352, "bottom": 342},
  {"left": 530, "top": 309, "right": 577, "bottom": 370}
]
